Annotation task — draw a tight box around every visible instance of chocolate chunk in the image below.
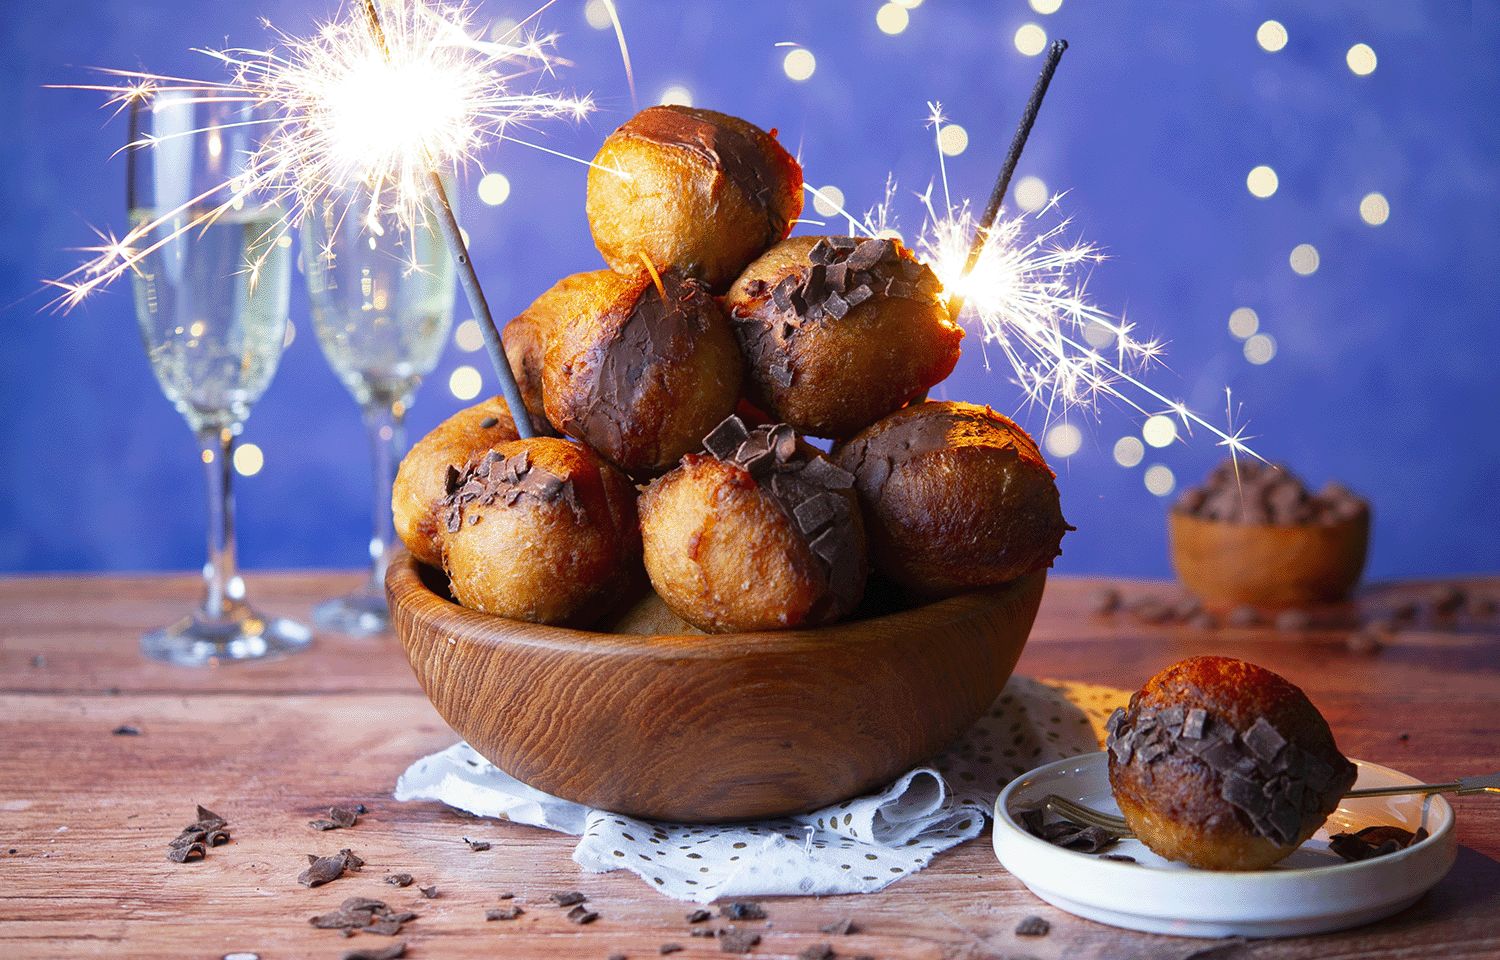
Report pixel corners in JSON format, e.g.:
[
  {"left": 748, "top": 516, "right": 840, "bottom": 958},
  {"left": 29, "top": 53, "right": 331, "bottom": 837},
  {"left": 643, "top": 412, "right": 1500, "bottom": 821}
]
[
  {"left": 550, "top": 891, "right": 588, "bottom": 907},
  {"left": 720, "top": 901, "right": 766, "bottom": 921},
  {"left": 719, "top": 928, "right": 761, "bottom": 953},
  {"left": 1182, "top": 707, "right": 1208, "bottom": 739},
  {"left": 567, "top": 905, "right": 600, "bottom": 924},
  {"left": 705, "top": 415, "right": 751, "bottom": 458},
  {"left": 1015, "top": 915, "right": 1050, "bottom": 937},
  {"left": 1243, "top": 718, "right": 1287, "bottom": 761},
  {"left": 486, "top": 905, "right": 524, "bottom": 921},
  {"left": 384, "top": 873, "right": 413, "bottom": 887}
]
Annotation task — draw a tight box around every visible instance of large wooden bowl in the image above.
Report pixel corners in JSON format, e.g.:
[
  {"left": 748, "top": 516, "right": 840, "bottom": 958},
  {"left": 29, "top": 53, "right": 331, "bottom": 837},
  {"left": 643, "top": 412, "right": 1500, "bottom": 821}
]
[
  {"left": 1169, "top": 510, "right": 1369, "bottom": 610},
  {"left": 387, "top": 553, "right": 1046, "bottom": 822}
]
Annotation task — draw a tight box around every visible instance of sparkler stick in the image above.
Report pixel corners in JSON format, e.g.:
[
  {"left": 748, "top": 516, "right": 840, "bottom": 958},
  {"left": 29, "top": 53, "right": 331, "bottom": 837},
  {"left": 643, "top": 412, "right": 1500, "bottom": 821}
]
[
  {"left": 360, "top": 0, "right": 538, "bottom": 438},
  {"left": 957, "top": 38, "right": 1068, "bottom": 302}
]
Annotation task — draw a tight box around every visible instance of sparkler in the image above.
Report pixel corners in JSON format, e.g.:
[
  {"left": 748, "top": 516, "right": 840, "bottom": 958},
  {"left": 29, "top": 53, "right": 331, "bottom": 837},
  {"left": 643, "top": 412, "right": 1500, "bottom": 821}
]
[
  {"left": 806, "top": 42, "right": 1256, "bottom": 462},
  {"left": 51, "top": 0, "right": 599, "bottom": 436}
]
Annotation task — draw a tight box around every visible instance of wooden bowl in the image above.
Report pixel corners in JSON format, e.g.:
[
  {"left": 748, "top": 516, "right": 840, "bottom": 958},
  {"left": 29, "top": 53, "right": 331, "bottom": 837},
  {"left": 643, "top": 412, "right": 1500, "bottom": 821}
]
[
  {"left": 386, "top": 552, "right": 1046, "bottom": 822},
  {"left": 1168, "top": 510, "right": 1370, "bottom": 610}
]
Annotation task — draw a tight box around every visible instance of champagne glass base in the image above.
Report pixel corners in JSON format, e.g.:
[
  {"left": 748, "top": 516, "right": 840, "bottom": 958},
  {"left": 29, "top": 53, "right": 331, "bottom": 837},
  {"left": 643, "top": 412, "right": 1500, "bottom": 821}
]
[
  {"left": 141, "top": 609, "right": 313, "bottom": 666},
  {"left": 313, "top": 586, "right": 391, "bottom": 637}
]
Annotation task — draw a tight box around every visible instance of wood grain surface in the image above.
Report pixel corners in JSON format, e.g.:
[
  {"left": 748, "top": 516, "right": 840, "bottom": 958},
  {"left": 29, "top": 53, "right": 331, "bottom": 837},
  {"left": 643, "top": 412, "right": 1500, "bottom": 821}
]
[
  {"left": 387, "top": 555, "right": 1045, "bottom": 821},
  {"left": 2, "top": 571, "right": 1498, "bottom": 960}
]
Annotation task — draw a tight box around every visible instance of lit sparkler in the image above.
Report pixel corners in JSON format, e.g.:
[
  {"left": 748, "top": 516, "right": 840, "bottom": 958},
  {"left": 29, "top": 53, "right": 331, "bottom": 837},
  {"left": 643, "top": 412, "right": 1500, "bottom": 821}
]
[{"left": 48, "top": 0, "right": 594, "bottom": 310}]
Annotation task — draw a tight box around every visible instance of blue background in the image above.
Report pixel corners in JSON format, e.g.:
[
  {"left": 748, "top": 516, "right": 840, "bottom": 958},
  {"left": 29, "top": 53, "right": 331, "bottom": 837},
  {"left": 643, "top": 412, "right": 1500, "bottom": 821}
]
[{"left": 2, "top": 1, "right": 1497, "bottom": 578}]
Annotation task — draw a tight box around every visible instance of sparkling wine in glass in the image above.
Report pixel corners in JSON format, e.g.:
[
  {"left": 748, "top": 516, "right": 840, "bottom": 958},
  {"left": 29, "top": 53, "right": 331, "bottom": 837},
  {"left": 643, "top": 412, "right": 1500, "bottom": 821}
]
[
  {"left": 128, "top": 92, "right": 311, "bottom": 665},
  {"left": 300, "top": 186, "right": 456, "bottom": 634}
]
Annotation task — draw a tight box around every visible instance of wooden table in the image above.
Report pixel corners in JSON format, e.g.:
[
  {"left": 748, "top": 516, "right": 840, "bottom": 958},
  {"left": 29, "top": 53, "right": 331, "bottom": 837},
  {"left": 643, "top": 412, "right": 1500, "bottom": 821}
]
[{"left": 3, "top": 573, "right": 1498, "bottom": 959}]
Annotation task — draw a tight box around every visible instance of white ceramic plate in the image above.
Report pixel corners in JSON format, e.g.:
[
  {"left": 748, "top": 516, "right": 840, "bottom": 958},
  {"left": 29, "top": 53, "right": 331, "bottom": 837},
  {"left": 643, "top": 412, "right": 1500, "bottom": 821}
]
[{"left": 993, "top": 752, "right": 1456, "bottom": 938}]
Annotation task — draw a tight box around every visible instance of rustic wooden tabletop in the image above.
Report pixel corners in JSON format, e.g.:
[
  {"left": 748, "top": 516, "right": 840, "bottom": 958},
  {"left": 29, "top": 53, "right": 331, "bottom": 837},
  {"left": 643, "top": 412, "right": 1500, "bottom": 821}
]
[{"left": 2, "top": 572, "right": 1497, "bottom": 960}]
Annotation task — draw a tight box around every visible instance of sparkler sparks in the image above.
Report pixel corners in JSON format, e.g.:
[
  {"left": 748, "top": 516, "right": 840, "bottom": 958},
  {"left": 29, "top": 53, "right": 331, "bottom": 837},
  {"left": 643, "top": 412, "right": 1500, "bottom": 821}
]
[
  {"left": 49, "top": 0, "right": 594, "bottom": 310},
  {"left": 807, "top": 101, "right": 1258, "bottom": 462}
]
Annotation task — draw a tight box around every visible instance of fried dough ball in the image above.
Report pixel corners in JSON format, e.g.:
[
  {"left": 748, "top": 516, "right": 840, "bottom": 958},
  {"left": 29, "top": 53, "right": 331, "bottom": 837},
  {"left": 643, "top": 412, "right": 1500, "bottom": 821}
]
[
  {"left": 1106, "top": 656, "right": 1357, "bottom": 871},
  {"left": 586, "top": 105, "right": 803, "bottom": 291},
  {"left": 834, "top": 401, "right": 1069, "bottom": 598},
  {"left": 393, "top": 397, "right": 519, "bottom": 566},
  {"left": 439, "top": 437, "right": 641, "bottom": 626},
  {"left": 502, "top": 270, "right": 612, "bottom": 428},
  {"left": 638, "top": 416, "right": 867, "bottom": 633},
  {"left": 725, "top": 235, "right": 962, "bottom": 439},
  {"left": 543, "top": 268, "right": 742, "bottom": 479}
]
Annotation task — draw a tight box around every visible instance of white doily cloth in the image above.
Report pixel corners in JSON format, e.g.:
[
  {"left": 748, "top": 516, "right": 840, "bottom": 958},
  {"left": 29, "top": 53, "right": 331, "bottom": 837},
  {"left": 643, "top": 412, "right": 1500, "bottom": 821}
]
[{"left": 394, "top": 675, "right": 1127, "bottom": 903}]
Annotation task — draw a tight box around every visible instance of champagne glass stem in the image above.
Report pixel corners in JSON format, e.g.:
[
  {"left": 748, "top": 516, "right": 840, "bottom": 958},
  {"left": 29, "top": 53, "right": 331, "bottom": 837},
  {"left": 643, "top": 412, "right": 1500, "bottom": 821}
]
[
  {"left": 197, "top": 426, "right": 246, "bottom": 621},
  {"left": 363, "top": 399, "right": 406, "bottom": 591}
]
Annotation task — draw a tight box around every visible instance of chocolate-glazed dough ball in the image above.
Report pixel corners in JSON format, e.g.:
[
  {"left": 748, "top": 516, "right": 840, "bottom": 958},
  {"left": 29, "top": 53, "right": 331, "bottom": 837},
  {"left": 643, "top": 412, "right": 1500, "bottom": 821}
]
[
  {"left": 834, "top": 401, "right": 1069, "bottom": 598},
  {"left": 502, "top": 270, "right": 612, "bottom": 429},
  {"left": 586, "top": 105, "right": 803, "bottom": 291},
  {"left": 1106, "top": 656, "right": 1357, "bottom": 871},
  {"left": 639, "top": 416, "right": 867, "bottom": 633},
  {"left": 725, "top": 235, "right": 963, "bottom": 439},
  {"left": 393, "top": 397, "right": 519, "bottom": 566},
  {"left": 439, "top": 437, "right": 641, "bottom": 626},
  {"left": 543, "top": 268, "right": 743, "bottom": 479}
]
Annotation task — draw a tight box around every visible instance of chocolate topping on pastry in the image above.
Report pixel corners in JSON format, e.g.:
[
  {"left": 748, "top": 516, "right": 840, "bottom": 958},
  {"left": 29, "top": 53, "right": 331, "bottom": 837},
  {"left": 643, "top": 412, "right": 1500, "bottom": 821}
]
[
  {"left": 734, "top": 236, "right": 943, "bottom": 387},
  {"left": 619, "top": 106, "right": 791, "bottom": 249},
  {"left": 442, "top": 447, "right": 582, "bottom": 533},
  {"left": 1107, "top": 705, "right": 1341, "bottom": 846},
  {"left": 701, "top": 414, "right": 862, "bottom": 612}
]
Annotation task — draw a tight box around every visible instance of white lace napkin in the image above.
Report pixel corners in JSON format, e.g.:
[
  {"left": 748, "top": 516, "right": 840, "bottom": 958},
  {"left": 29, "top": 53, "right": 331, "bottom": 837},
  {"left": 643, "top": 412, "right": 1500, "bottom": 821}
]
[{"left": 394, "top": 676, "right": 1126, "bottom": 902}]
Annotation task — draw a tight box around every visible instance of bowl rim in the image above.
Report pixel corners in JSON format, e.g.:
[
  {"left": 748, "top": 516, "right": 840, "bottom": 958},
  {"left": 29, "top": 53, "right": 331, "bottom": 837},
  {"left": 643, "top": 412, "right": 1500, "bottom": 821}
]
[{"left": 386, "top": 550, "right": 1049, "bottom": 660}]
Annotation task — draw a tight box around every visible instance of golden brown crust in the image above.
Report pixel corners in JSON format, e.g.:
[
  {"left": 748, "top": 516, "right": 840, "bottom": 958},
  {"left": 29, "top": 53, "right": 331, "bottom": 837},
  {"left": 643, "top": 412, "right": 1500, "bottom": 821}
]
[
  {"left": 639, "top": 453, "right": 865, "bottom": 633},
  {"left": 834, "top": 401, "right": 1068, "bottom": 598},
  {"left": 724, "top": 236, "right": 962, "bottom": 439},
  {"left": 503, "top": 270, "right": 612, "bottom": 428},
  {"left": 586, "top": 105, "right": 803, "bottom": 291},
  {"left": 440, "top": 437, "right": 642, "bottom": 626},
  {"left": 392, "top": 397, "right": 519, "bottom": 566},
  {"left": 542, "top": 268, "right": 742, "bottom": 479},
  {"left": 1107, "top": 656, "right": 1357, "bottom": 870}
]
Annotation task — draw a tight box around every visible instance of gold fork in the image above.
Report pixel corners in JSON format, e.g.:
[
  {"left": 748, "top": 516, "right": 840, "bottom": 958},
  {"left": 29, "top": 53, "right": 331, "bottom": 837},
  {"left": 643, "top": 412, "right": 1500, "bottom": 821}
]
[{"left": 1034, "top": 772, "right": 1500, "bottom": 839}]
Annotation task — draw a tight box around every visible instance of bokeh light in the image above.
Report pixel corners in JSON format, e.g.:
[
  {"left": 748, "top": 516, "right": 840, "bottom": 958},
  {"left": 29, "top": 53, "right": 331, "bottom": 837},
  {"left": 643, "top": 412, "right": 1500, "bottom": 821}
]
[
  {"left": 1014, "top": 23, "right": 1047, "bottom": 57},
  {"left": 1244, "top": 332, "right": 1278, "bottom": 365},
  {"left": 1013, "top": 174, "right": 1048, "bottom": 212},
  {"left": 1044, "top": 422, "right": 1083, "bottom": 459},
  {"left": 783, "top": 48, "right": 816, "bottom": 81},
  {"left": 1256, "top": 20, "right": 1288, "bottom": 52},
  {"left": 1246, "top": 165, "right": 1278, "bottom": 198},
  {"left": 876, "top": 3, "right": 910, "bottom": 35},
  {"left": 454, "top": 319, "right": 483, "bottom": 352},
  {"left": 812, "top": 185, "right": 845, "bottom": 217},
  {"left": 1347, "top": 43, "right": 1377, "bottom": 76},
  {"left": 1029, "top": 0, "right": 1062, "bottom": 13},
  {"left": 1290, "top": 243, "right": 1321, "bottom": 275},
  {"left": 477, "top": 171, "right": 510, "bottom": 206},
  {"left": 1228, "top": 307, "right": 1259, "bottom": 340},
  {"left": 1113, "top": 436, "right": 1145, "bottom": 468},
  {"left": 658, "top": 84, "right": 692, "bottom": 107},
  {"left": 449, "top": 365, "right": 482, "bottom": 400},
  {"left": 233, "top": 443, "right": 264, "bottom": 477},
  {"left": 1142, "top": 414, "right": 1177, "bottom": 448},
  {"left": 1360, "top": 192, "right": 1390, "bottom": 226},
  {"left": 938, "top": 123, "right": 969, "bottom": 156},
  {"left": 583, "top": 0, "right": 612, "bottom": 30},
  {"left": 1144, "top": 464, "right": 1176, "bottom": 497}
]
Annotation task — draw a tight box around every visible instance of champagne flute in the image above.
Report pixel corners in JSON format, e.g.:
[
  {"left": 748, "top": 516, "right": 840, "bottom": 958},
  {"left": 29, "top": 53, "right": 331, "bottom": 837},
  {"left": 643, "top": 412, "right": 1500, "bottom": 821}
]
[
  {"left": 128, "top": 93, "right": 311, "bottom": 665},
  {"left": 300, "top": 184, "right": 456, "bottom": 635}
]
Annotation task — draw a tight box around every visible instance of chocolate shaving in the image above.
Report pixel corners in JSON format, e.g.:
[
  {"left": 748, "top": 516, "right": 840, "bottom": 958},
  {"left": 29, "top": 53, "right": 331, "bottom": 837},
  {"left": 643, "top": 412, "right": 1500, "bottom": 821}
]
[
  {"left": 567, "top": 904, "right": 600, "bottom": 924},
  {"left": 1107, "top": 704, "right": 1354, "bottom": 846},
  {"left": 659, "top": 945, "right": 684, "bottom": 955},
  {"left": 719, "top": 901, "right": 766, "bottom": 921},
  {"left": 166, "top": 805, "right": 230, "bottom": 863},
  {"left": 310, "top": 805, "right": 360, "bottom": 831},
  {"left": 486, "top": 905, "right": 524, "bottom": 921},
  {"left": 299, "top": 849, "right": 363, "bottom": 887},
  {"left": 718, "top": 928, "right": 761, "bottom": 953},
  {"left": 1329, "top": 824, "right": 1428, "bottom": 862},
  {"left": 112, "top": 724, "right": 140, "bottom": 736},
  {"left": 550, "top": 891, "right": 588, "bottom": 907},
  {"left": 441, "top": 448, "right": 583, "bottom": 533},
  {"left": 686, "top": 909, "right": 712, "bottom": 924},
  {"left": 700, "top": 415, "right": 863, "bottom": 616},
  {"left": 463, "top": 836, "right": 491, "bottom": 851},
  {"left": 384, "top": 873, "right": 413, "bottom": 887},
  {"left": 310, "top": 897, "right": 416, "bottom": 936},
  {"left": 1015, "top": 915, "right": 1051, "bottom": 937},
  {"left": 819, "top": 918, "right": 857, "bottom": 936},
  {"left": 341, "top": 943, "right": 405, "bottom": 960},
  {"left": 418, "top": 885, "right": 438, "bottom": 899}
]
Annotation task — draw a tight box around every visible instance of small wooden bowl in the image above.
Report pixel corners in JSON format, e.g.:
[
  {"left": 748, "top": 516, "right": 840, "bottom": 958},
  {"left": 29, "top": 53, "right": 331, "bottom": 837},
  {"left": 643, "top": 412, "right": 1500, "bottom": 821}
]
[
  {"left": 387, "top": 553, "right": 1046, "bottom": 822},
  {"left": 1168, "top": 510, "right": 1370, "bottom": 610}
]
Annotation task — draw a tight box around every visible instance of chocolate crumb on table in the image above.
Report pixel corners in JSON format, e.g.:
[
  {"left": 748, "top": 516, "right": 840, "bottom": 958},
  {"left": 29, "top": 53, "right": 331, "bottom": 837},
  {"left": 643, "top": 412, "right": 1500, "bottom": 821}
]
[
  {"left": 718, "top": 927, "right": 761, "bottom": 953},
  {"left": 340, "top": 942, "right": 406, "bottom": 960},
  {"left": 298, "top": 848, "right": 363, "bottom": 887},
  {"left": 166, "top": 805, "right": 230, "bottom": 864},
  {"left": 798, "top": 943, "right": 836, "bottom": 960},
  {"left": 112, "top": 724, "right": 140, "bottom": 735},
  {"left": 463, "top": 836, "right": 491, "bottom": 851},
  {"left": 485, "top": 905, "right": 524, "bottom": 921},
  {"left": 418, "top": 885, "right": 438, "bottom": 899},
  {"left": 550, "top": 890, "right": 588, "bottom": 907},
  {"left": 1015, "top": 915, "right": 1051, "bottom": 937},
  {"left": 310, "top": 805, "right": 361, "bottom": 831},
  {"left": 686, "top": 908, "right": 712, "bottom": 923},
  {"left": 819, "top": 917, "right": 856, "bottom": 935},
  {"left": 659, "top": 944, "right": 683, "bottom": 955},
  {"left": 567, "top": 904, "right": 600, "bottom": 924},
  {"left": 383, "top": 873, "right": 413, "bottom": 887},
  {"left": 719, "top": 901, "right": 767, "bottom": 921}
]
